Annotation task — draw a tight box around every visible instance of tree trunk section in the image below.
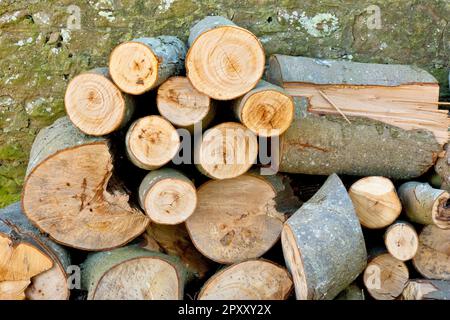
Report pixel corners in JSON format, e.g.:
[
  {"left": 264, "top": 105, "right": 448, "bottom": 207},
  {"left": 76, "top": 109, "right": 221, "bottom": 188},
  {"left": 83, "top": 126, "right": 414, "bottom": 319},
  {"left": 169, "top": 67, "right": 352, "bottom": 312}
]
[
  {"left": 384, "top": 221, "right": 419, "bottom": 261},
  {"left": 401, "top": 279, "right": 450, "bottom": 300}
]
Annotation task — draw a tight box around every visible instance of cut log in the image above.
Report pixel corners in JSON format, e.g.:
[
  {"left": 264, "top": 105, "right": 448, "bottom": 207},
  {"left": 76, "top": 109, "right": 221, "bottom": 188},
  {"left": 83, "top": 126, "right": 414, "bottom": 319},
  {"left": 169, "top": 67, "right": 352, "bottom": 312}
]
[
  {"left": 335, "top": 283, "right": 365, "bottom": 300},
  {"left": 0, "top": 202, "right": 70, "bottom": 300},
  {"left": 186, "top": 173, "right": 298, "bottom": 264},
  {"left": 65, "top": 67, "right": 134, "bottom": 136},
  {"left": 109, "top": 36, "right": 186, "bottom": 95},
  {"left": 126, "top": 115, "right": 181, "bottom": 170},
  {"left": 349, "top": 176, "right": 402, "bottom": 229},
  {"left": 82, "top": 245, "right": 187, "bottom": 300},
  {"left": 401, "top": 279, "right": 450, "bottom": 300},
  {"left": 186, "top": 16, "right": 265, "bottom": 100},
  {"left": 138, "top": 168, "right": 197, "bottom": 225},
  {"left": 22, "top": 117, "right": 149, "bottom": 250},
  {"left": 195, "top": 122, "right": 258, "bottom": 179},
  {"left": 281, "top": 174, "right": 367, "bottom": 300},
  {"left": 231, "top": 80, "right": 294, "bottom": 137},
  {"left": 157, "top": 76, "right": 215, "bottom": 131},
  {"left": 198, "top": 260, "right": 293, "bottom": 300},
  {"left": 363, "top": 252, "right": 409, "bottom": 300},
  {"left": 268, "top": 55, "right": 446, "bottom": 179},
  {"left": 384, "top": 221, "right": 419, "bottom": 261},
  {"left": 435, "top": 144, "right": 450, "bottom": 191},
  {"left": 398, "top": 182, "right": 450, "bottom": 229},
  {"left": 413, "top": 225, "right": 450, "bottom": 280}
]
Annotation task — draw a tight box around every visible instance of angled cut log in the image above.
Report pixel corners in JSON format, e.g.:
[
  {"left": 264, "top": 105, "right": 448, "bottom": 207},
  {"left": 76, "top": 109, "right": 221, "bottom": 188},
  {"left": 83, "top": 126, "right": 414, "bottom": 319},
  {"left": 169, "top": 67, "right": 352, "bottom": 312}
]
[
  {"left": 401, "top": 279, "right": 450, "bottom": 300},
  {"left": 384, "top": 221, "right": 419, "bottom": 261},
  {"left": 282, "top": 174, "right": 367, "bottom": 300},
  {"left": 22, "top": 117, "right": 149, "bottom": 251}
]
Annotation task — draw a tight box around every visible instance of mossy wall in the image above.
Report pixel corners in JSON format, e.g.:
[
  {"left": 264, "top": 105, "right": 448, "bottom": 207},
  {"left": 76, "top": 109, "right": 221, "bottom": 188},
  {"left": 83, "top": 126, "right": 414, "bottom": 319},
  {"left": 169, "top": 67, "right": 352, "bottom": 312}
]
[{"left": 0, "top": 0, "right": 449, "bottom": 207}]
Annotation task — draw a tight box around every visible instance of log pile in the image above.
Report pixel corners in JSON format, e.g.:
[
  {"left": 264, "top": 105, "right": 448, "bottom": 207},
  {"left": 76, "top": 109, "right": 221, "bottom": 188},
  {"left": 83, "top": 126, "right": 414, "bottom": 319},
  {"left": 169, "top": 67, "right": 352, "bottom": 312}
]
[{"left": 1, "top": 15, "right": 449, "bottom": 300}]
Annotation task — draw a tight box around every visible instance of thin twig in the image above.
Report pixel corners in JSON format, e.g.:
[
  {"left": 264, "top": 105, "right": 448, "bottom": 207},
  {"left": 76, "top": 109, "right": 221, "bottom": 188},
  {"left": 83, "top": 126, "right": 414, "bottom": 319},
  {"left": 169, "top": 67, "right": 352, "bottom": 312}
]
[{"left": 318, "top": 90, "right": 351, "bottom": 124}]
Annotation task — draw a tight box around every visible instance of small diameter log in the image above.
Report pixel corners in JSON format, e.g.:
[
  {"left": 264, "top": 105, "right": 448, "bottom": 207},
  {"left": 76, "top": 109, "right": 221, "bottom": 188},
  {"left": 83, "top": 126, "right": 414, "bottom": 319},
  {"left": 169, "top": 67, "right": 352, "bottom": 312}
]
[
  {"left": 138, "top": 168, "right": 197, "bottom": 224},
  {"left": 22, "top": 117, "right": 149, "bottom": 251},
  {"left": 398, "top": 182, "right": 450, "bottom": 229},
  {"left": 363, "top": 252, "right": 409, "bottom": 300},
  {"left": 82, "top": 245, "right": 187, "bottom": 300},
  {"left": 157, "top": 76, "right": 215, "bottom": 131},
  {"left": 335, "top": 283, "right": 365, "bottom": 300},
  {"left": 109, "top": 36, "right": 186, "bottom": 95},
  {"left": 0, "top": 202, "right": 70, "bottom": 300},
  {"left": 195, "top": 122, "right": 258, "bottom": 179},
  {"left": 413, "top": 225, "right": 450, "bottom": 280},
  {"left": 126, "top": 116, "right": 180, "bottom": 170},
  {"left": 198, "top": 260, "right": 293, "bottom": 300},
  {"left": 282, "top": 174, "right": 367, "bottom": 300},
  {"left": 384, "top": 221, "right": 419, "bottom": 261},
  {"left": 65, "top": 67, "right": 134, "bottom": 136},
  {"left": 232, "top": 80, "right": 294, "bottom": 137},
  {"left": 186, "top": 16, "right": 265, "bottom": 100},
  {"left": 401, "top": 279, "right": 450, "bottom": 300},
  {"left": 349, "top": 176, "right": 402, "bottom": 229}
]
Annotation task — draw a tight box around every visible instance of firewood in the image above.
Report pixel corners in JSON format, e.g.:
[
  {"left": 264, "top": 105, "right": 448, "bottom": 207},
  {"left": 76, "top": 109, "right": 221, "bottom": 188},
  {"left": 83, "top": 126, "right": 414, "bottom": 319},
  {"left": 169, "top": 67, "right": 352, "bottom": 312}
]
[
  {"left": 401, "top": 279, "right": 450, "bottom": 300},
  {"left": 0, "top": 202, "right": 70, "bottom": 300},
  {"left": 157, "top": 76, "right": 215, "bottom": 131},
  {"left": 281, "top": 174, "right": 367, "bottom": 300},
  {"left": 335, "top": 283, "right": 365, "bottom": 300},
  {"left": 126, "top": 116, "right": 180, "bottom": 170},
  {"left": 186, "top": 16, "right": 265, "bottom": 100},
  {"left": 384, "top": 221, "right": 419, "bottom": 261},
  {"left": 413, "top": 225, "right": 450, "bottom": 280},
  {"left": 109, "top": 36, "right": 186, "bottom": 95},
  {"left": 81, "top": 246, "right": 187, "bottom": 300},
  {"left": 231, "top": 80, "right": 294, "bottom": 137},
  {"left": 398, "top": 182, "right": 450, "bottom": 229},
  {"left": 64, "top": 68, "right": 134, "bottom": 136},
  {"left": 22, "top": 117, "right": 149, "bottom": 250},
  {"left": 435, "top": 144, "right": 450, "bottom": 191},
  {"left": 138, "top": 168, "right": 197, "bottom": 225},
  {"left": 349, "top": 176, "right": 402, "bottom": 229},
  {"left": 198, "top": 260, "right": 293, "bottom": 300}
]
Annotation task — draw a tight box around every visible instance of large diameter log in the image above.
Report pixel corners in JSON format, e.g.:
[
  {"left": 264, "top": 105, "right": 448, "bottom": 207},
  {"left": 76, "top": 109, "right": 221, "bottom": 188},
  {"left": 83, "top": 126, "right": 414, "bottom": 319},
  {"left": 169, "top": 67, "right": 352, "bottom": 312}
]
[
  {"left": 138, "top": 168, "right": 197, "bottom": 224},
  {"left": 398, "top": 182, "right": 450, "bottom": 229},
  {"left": 349, "top": 176, "right": 402, "bottom": 229},
  {"left": 126, "top": 116, "right": 181, "bottom": 170},
  {"left": 186, "top": 16, "right": 265, "bottom": 100},
  {"left": 22, "top": 117, "right": 149, "bottom": 251},
  {"left": 81, "top": 246, "right": 187, "bottom": 300},
  {"left": 413, "top": 225, "right": 450, "bottom": 280},
  {"left": 401, "top": 279, "right": 450, "bottom": 300},
  {"left": 109, "top": 36, "right": 186, "bottom": 95},
  {"left": 0, "top": 202, "right": 70, "bottom": 300},
  {"left": 281, "top": 174, "right": 367, "bottom": 300},
  {"left": 384, "top": 221, "right": 419, "bottom": 261},
  {"left": 65, "top": 68, "right": 134, "bottom": 136},
  {"left": 198, "top": 260, "right": 293, "bottom": 300}
]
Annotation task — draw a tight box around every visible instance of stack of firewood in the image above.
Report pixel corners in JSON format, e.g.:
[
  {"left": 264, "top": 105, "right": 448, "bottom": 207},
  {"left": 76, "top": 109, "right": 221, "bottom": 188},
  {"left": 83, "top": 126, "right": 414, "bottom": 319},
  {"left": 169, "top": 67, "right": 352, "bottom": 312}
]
[{"left": 1, "top": 15, "right": 449, "bottom": 300}]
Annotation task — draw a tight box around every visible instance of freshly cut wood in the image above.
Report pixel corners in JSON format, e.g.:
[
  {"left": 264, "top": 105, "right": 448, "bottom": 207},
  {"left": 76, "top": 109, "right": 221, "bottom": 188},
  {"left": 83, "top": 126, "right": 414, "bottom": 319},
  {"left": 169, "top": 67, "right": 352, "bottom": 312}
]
[
  {"left": 186, "top": 174, "right": 298, "bottom": 264},
  {"left": 363, "top": 252, "right": 409, "bottom": 300},
  {"left": 401, "top": 279, "right": 450, "bottom": 300},
  {"left": 398, "top": 182, "right": 450, "bottom": 229},
  {"left": 186, "top": 16, "right": 265, "bottom": 100},
  {"left": 198, "top": 260, "right": 293, "bottom": 300},
  {"left": 82, "top": 246, "right": 187, "bottom": 300},
  {"left": 268, "top": 55, "right": 446, "bottom": 179},
  {"left": 349, "top": 176, "right": 402, "bottom": 229},
  {"left": 126, "top": 116, "right": 180, "bottom": 170},
  {"left": 413, "top": 225, "right": 450, "bottom": 280},
  {"left": 22, "top": 117, "right": 149, "bottom": 251},
  {"left": 157, "top": 76, "right": 215, "bottom": 131},
  {"left": 335, "top": 283, "right": 365, "bottom": 300},
  {"left": 195, "top": 122, "right": 258, "bottom": 179},
  {"left": 232, "top": 80, "right": 294, "bottom": 137},
  {"left": 0, "top": 202, "right": 70, "bottom": 300},
  {"left": 65, "top": 68, "right": 134, "bottom": 136},
  {"left": 109, "top": 36, "right": 186, "bottom": 95},
  {"left": 138, "top": 168, "right": 197, "bottom": 225},
  {"left": 384, "top": 221, "right": 419, "bottom": 261},
  {"left": 282, "top": 174, "right": 367, "bottom": 300}
]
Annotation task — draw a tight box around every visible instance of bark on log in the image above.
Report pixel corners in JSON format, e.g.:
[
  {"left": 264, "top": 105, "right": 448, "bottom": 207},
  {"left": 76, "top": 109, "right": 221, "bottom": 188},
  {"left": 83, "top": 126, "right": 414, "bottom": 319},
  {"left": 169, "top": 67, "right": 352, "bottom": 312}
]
[
  {"left": 281, "top": 174, "right": 367, "bottom": 300},
  {"left": 186, "top": 16, "right": 265, "bottom": 100},
  {"left": 198, "top": 260, "right": 293, "bottom": 300},
  {"left": 398, "top": 182, "right": 450, "bottom": 229},
  {"left": 384, "top": 221, "right": 419, "bottom": 261},
  {"left": 65, "top": 67, "right": 135, "bottom": 136},
  {"left": 435, "top": 144, "right": 450, "bottom": 191},
  {"left": 109, "top": 36, "right": 186, "bottom": 95},
  {"left": 401, "top": 279, "right": 450, "bottom": 300},
  {"left": 335, "top": 283, "right": 365, "bottom": 300},
  {"left": 0, "top": 202, "right": 70, "bottom": 300},
  {"left": 22, "top": 117, "right": 149, "bottom": 250}
]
